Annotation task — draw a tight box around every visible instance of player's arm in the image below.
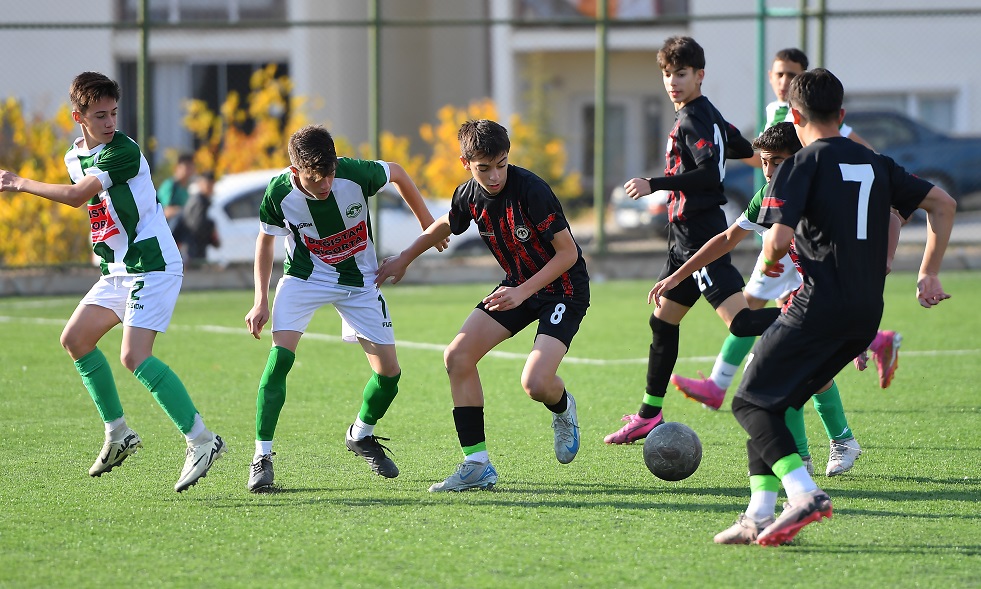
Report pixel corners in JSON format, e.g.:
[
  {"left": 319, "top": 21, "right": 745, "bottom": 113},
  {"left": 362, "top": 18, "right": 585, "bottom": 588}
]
[
  {"left": 245, "top": 232, "right": 277, "bottom": 339},
  {"left": 886, "top": 209, "right": 902, "bottom": 274},
  {"left": 483, "top": 228, "right": 578, "bottom": 311},
  {"left": 648, "top": 223, "right": 754, "bottom": 306},
  {"left": 0, "top": 169, "right": 102, "bottom": 207},
  {"left": 628, "top": 161, "right": 719, "bottom": 201},
  {"left": 846, "top": 130, "right": 874, "bottom": 150},
  {"left": 915, "top": 186, "right": 956, "bottom": 308},
  {"left": 761, "top": 223, "right": 794, "bottom": 276},
  {"left": 374, "top": 213, "right": 453, "bottom": 286},
  {"left": 724, "top": 123, "right": 754, "bottom": 159}
]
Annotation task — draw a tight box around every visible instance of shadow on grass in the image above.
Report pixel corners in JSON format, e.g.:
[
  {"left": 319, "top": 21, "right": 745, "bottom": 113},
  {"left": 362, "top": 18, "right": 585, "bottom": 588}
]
[{"left": 787, "top": 543, "right": 981, "bottom": 556}]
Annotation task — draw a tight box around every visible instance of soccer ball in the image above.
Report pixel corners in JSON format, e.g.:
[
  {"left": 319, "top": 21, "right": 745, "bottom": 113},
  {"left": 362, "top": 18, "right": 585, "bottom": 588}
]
[{"left": 643, "top": 422, "right": 702, "bottom": 481}]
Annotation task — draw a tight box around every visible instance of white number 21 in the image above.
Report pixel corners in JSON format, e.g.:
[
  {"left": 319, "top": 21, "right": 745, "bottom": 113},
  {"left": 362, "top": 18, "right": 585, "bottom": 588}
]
[{"left": 839, "top": 163, "right": 873, "bottom": 240}]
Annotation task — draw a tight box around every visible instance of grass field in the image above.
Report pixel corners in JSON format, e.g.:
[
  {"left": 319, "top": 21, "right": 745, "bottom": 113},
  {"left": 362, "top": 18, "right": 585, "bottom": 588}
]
[{"left": 1, "top": 271, "right": 979, "bottom": 588}]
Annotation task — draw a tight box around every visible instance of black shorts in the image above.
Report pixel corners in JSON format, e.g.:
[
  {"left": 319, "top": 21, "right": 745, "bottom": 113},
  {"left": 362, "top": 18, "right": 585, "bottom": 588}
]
[
  {"left": 660, "top": 211, "right": 745, "bottom": 308},
  {"left": 735, "top": 322, "right": 872, "bottom": 411},
  {"left": 476, "top": 292, "right": 588, "bottom": 351}
]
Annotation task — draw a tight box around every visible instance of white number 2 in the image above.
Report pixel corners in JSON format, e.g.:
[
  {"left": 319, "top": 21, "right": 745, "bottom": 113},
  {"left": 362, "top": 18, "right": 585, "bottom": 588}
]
[{"left": 839, "top": 163, "right": 873, "bottom": 240}]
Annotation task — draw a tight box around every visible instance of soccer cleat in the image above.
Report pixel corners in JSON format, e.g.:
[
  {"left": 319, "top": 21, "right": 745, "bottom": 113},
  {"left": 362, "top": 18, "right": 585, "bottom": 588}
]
[
  {"left": 175, "top": 431, "right": 226, "bottom": 493},
  {"left": 670, "top": 371, "right": 726, "bottom": 410},
  {"left": 825, "top": 437, "right": 862, "bottom": 477},
  {"left": 802, "top": 455, "right": 814, "bottom": 477},
  {"left": 853, "top": 350, "right": 869, "bottom": 372},
  {"left": 248, "top": 452, "right": 275, "bottom": 493},
  {"left": 551, "top": 393, "right": 580, "bottom": 464},
  {"left": 714, "top": 513, "right": 775, "bottom": 545},
  {"left": 869, "top": 330, "right": 902, "bottom": 388},
  {"left": 603, "top": 412, "right": 663, "bottom": 445},
  {"left": 345, "top": 426, "right": 399, "bottom": 478},
  {"left": 756, "top": 489, "right": 833, "bottom": 546},
  {"left": 428, "top": 461, "right": 498, "bottom": 492},
  {"left": 89, "top": 427, "right": 143, "bottom": 477}
]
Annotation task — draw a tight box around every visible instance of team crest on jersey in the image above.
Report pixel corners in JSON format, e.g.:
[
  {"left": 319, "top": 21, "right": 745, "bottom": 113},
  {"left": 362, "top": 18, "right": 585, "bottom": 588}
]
[
  {"left": 88, "top": 201, "right": 120, "bottom": 243},
  {"left": 514, "top": 225, "right": 531, "bottom": 242},
  {"left": 345, "top": 203, "right": 363, "bottom": 218},
  {"left": 302, "top": 221, "right": 369, "bottom": 265}
]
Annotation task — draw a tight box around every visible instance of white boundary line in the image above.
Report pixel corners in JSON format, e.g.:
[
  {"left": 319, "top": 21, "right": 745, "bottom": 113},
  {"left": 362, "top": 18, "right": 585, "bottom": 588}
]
[{"left": 3, "top": 315, "right": 979, "bottom": 366}]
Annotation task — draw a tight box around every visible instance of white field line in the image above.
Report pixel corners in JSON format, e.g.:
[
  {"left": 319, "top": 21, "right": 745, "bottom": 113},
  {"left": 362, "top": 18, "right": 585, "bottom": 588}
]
[{"left": 1, "top": 315, "right": 979, "bottom": 365}]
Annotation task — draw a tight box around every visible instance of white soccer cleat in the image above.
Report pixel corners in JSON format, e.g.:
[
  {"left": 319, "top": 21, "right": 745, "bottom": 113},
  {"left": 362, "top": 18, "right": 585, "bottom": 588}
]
[
  {"left": 826, "top": 437, "right": 862, "bottom": 477},
  {"left": 175, "top": 431, "right": 227, "bottom": 492},
  {"left": 89, "top": 427, "right": 143, "bottom": 477}
]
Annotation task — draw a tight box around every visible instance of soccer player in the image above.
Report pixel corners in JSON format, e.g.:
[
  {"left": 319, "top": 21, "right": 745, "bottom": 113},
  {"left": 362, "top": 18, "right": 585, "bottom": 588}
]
[
  {"left": 716, "top": 68, "right": 954, "bottom": 546},
  {"left": 650, "top": 122, "right": 860, "bottom": 477},
  {"left": 603, "top": 36, "right": 754, "bottom": 445},
  {"left": 375, "top": 119, "right": 589, "bottom": 492},
  {"left": 0, "top": 72, "right": 226, "bottom": 493},
  {"left": 244, "top": 124, "right": 442, "bottom": 492}
]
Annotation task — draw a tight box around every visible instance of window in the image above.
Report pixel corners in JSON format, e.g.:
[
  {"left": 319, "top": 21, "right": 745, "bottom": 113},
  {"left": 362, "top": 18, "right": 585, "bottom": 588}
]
[
  {"left": 516, "top": 0, "right": 688, "bottom": 22},
  {"left": 844, "top": 92, "right": 956, "bottom": 134},
  {"left": 118, "top": 0, "right": 285, "bottom": 22},
  {"left": 224, "top": 187, "right": 265, "bottom": 221},
  {"left": 190, "top": 62, "right": 290, "bottom": 136}
]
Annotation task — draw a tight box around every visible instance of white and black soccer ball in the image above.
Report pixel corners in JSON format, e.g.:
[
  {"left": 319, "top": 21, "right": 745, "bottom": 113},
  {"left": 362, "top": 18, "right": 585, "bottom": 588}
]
[{"left": 643, "top": 421, "right": 702, "bottom": 481}]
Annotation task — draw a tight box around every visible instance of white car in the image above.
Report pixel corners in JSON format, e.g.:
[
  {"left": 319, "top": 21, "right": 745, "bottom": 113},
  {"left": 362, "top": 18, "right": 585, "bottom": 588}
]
[{"left": 206, "top": 169, "right": 483, "bottom": 265}]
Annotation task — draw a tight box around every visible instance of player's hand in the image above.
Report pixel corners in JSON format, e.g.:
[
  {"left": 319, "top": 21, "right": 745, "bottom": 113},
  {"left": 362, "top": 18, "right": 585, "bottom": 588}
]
[
  {"left": 758, "top": 259, "right": 785, "bottom": 277},
  {"left": 375, "top": 254, "right": 408, "bottom": 286},
  {"left": 483, "top": 285, "right": 528, "bottom": 312},
  {"left": 648, "top": 275, "right": 680, "bottom": 307},
  {"left": 623, "top": 178, "right": 653, "bottom": 200},
  {"left": 916, "top": 274, "right": 951, "bottom": 308},
  {"left": 245, "top": 305, "right": 269, "bottom": 340},
  {"left": 0, "top": 169, "right": 22, "bottom": 193},
  {"left": 432, "top": 236, "right": 451, "bottom": 253}
]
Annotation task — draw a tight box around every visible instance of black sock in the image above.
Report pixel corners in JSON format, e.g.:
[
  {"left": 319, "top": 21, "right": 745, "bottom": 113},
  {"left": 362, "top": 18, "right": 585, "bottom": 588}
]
[{"left": 545, "top": 390, "right": 568, "bottom": 414}]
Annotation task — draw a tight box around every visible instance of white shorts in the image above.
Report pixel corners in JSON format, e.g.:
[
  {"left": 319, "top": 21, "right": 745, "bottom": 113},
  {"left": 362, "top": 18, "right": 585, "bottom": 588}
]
[
  {"left": 270, "top": 275, "right": 395, "bottom": 345},
  {"left": 80, "top": 273, "right": 182, "bottom": 332},
  {"left": 744, "top": 251, "right": 802, "bottom": 302}
]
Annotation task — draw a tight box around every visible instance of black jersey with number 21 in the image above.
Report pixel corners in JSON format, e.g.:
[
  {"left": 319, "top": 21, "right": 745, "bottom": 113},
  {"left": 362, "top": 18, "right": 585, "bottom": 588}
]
[{"left": 762, "top": 137, "right": 931, "bottom": 337}]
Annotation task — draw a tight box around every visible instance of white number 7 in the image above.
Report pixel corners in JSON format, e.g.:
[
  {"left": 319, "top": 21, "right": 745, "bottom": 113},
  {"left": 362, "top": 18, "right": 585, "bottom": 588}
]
[{"left": 839, "top": 163, "right": 873, "bottom": 240}]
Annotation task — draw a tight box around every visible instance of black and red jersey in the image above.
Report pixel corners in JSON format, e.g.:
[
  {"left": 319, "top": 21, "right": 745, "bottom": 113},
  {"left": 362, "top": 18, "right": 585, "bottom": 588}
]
[{"left": 448, "top": 165, "right": 589, "bottom": 302}]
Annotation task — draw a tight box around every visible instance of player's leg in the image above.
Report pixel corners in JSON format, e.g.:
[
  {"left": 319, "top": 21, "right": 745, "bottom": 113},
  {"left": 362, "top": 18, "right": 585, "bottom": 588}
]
[
  {"left": 119, "top": 273, "right": 225, "bottom": 492},
  {"left": 523, "top": 298, "right": 587, "bottom": 464},
  {"left": 813, "top": 380, "right": 862, "bottom": 476},
  {"left": 714, "top": 438, "right": 779, "bottom": 544},
  {"left": 430, "top": 307, "right": 511, "bottom": 492},
  {"left": 783, "top": 405, "right": 813, "bottom": 475},
  {"left": 63, "top": 281, "right": 137, "bottom": 477}
]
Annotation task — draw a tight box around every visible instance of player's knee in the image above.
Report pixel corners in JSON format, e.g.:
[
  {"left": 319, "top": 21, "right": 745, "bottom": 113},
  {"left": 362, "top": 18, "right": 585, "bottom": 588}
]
[
  {"left": 520, "top": 372, "right": 553, "bottom": 402},
  {"left": 119, "top": 349, "right": 150, "bottom": 373},
  {"left": 60, "top": 328, "right": 90, "bottom": 359},
  {"left": 443, "top": 343, "right": 475, "bottom": 377}
]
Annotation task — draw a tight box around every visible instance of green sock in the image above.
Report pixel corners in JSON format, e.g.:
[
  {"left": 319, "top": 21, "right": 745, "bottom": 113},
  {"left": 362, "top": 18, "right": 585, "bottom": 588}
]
[
  {"left": 772, "top": 453, "right": 805, "bottom": 479},
  {"left": 134, "top": 356, "right": 198, "bottom": 434},
  {"left": 812, "top": 381, "right": 852, "bottom": 441},
  {"left": 256, "top": 346, "right": 295, "bottom": 441},
  {"left": 720, "top": 333, "right": 756, "bottom": 365},
  {"left": 750, "top": 474, "right": 781, "bottom": 493},
  {"left": 359, "top": 371, "right": 401, "bottom": 425},
  {"left": 641, "top": 394, "right": 664, "bottom": 410},
  {"left": 463, "top": 441, "right": 487, "bottom": 459},
  {"left": 784, "top": 405, "right": 810, "bottom": 458},
  {"left": 74, "top": 348, "right": 123, "bottom": 423}
]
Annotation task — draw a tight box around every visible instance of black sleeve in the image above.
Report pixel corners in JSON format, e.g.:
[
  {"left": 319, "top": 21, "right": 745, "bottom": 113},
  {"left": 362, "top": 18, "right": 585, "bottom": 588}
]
[
  {"left": 725, "top": 124, "right": 754, "bottom": 159},
  {"left": 729, "top": 307, "right": 782, "bottom": 337},
  {"left": 647, "top": 160, "right": 720, "bottom": 193}
]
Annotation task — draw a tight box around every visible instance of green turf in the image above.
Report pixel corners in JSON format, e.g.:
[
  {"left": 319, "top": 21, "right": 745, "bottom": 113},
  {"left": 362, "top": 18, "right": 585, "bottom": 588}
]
[{"left": 1, "top": 272, "right": 979, "bottom": 588}]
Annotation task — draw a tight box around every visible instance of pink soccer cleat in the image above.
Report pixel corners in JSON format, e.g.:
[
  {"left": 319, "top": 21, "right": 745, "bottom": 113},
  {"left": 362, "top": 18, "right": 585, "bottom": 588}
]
[
  {"left": 603, "top": 413, "right": 663, "bottom": 445},
  {"left": 869, "top": 330, "right": 902, "bottom": 389},
  {"left": 756, "top": 489, "right": 833, "bottom": 546},
  {"left": 670, "top": 371, "right": 726, "bottom": 410}
]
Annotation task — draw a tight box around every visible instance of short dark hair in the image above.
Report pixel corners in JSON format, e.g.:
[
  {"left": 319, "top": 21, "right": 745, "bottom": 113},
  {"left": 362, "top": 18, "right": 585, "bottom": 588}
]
[
  {"left": 752, "top": 122, "right": 802, "bottom": 155},
  {"left": 788, "top": 68, "right": 844, "bottom": 124},
  {"left": 69, "top": 72, "right": 121, "bottom": 114},
  {"left": 657, "top": 36, "right": 705, "bottom": 72},
  {"left": 773, "top": 48, "right": 808, "bottom": 70},
  {"left": 288, "top": 125, "right": 338, "bottom": 178},
  {"left": 458, "top": 119, "right": 510, "bottom": 162},
  {"left": 176, "top": 152, "right": 196, "bottom": 166}
]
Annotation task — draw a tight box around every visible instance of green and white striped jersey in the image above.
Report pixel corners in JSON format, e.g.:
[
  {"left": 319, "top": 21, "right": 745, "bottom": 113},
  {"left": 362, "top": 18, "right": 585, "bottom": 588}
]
[
  {"left": 764, "top": 100, "right": 853, "bottom": 137},
  {"left": 65, "top": 131, "right": 182, "bottom": 277},
  {"left": 259, "top": 158, "right": 390, "bottom": 288},
  {"left": 736, "top": 185, "right": 769, "bottom": 236}
]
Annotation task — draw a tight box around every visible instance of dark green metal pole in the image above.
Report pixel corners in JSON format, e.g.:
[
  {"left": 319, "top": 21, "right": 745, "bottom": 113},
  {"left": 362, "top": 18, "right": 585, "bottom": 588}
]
[
  {"left": 592, "top": 0, "right": 608, "bottom": 255},
  {"left": 816, "top": 0, "right": 826, "bottom": 67},
  {"left": 137, "top": 0, "right": 149, "bottom": 157},
  {"left": 755, "top": 0, "right": 767, "bottom": 191},
  {"left": 799, "top": 0, "right": 808, "bottom": 55},
  {"left": 368, "top": 0, "right": 382, "bottom": 250}
]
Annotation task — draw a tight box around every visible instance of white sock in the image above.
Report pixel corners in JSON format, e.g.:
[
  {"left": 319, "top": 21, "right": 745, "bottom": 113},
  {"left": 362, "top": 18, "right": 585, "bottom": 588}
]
[
  {"left": 105, "top": 417, "right": 127, "bottom": 436},
  {"left": 465, "top": 451, "right": 489, "bottom": 464},
  {"left": 255, "top": 440, "right": 273, "bottom": 460},
  {"left": 781, "top": 466, "right": 818, "bottom": 498},
  {"left": 709, "top": 356, "right": 738, "bottom": 389},
  {"left": 184, "top": 413, "right": 206, "bottom": 441},
  {"left": 746, "top": 491, "right": 778, "bottom": 522},
  {"left": 349, "top": 418, "right": 374, "bottom": 440}
]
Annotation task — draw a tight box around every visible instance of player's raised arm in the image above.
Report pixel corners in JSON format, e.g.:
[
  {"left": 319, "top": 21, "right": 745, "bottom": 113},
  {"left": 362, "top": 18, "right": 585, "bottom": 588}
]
[
  {"left": 0, "top": 169, "right": 103, "bottom": 208},
  {"left": 374, "top": 213, "right": 453, "bottom": 286},
  {"left": 915, "top": 185, "right": 956, "bottom": 308}
]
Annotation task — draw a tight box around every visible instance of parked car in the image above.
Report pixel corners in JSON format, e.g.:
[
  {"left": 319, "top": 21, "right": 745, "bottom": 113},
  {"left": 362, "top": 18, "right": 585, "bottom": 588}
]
[
  {"left": 845, "top": 110, "right": 981, "bottom": 208},
  {"left": 206, "top": 169, "right": 483, "bottom": 265},
  {"left": 610, "top": 164, "right": 757, "bottom": 237}
]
